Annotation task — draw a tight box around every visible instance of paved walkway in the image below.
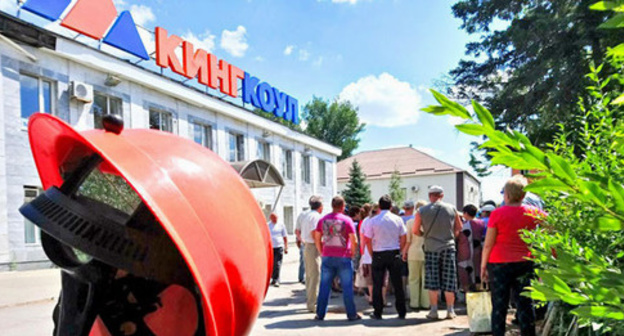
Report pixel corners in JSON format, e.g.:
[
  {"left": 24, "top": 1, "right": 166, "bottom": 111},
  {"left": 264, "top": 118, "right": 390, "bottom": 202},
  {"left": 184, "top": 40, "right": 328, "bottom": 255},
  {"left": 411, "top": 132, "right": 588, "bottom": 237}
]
[
  {"left": 250, "top": 248, "right": 471, "bottom": 335},
  {"left": 0, "top": 246, "right": 477, "bottom": 335}
]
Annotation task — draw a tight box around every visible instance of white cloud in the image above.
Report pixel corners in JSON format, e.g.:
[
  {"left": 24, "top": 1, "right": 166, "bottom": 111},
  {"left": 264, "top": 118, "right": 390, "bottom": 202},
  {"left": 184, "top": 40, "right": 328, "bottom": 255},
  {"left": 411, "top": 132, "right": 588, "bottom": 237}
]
[
  {"left": 299, "top": 49, "right": 310, "bottom": 61},
  {"left": 220, "top": 26, "right": 248, "bottom": 57},
  {"left": 182, "top": 30, "right": 216, "bottom": 53},
  {"left": 414, "top": 146, "right": 437, "bottom": 157},
  {"left": 338, "top": 73, "right": 423, "bottom": 127},
  {"left": 129, "top": 4, "right": 155, "bottom": 27},
  {"left": 0, "top": 0, "right": 18, "bottom": 13},
  {"left": 284, "top": 45, "right": 295, "bottom": 56},
  {"left": 113, "top": 0, "right": 128, "bottom": 7}
]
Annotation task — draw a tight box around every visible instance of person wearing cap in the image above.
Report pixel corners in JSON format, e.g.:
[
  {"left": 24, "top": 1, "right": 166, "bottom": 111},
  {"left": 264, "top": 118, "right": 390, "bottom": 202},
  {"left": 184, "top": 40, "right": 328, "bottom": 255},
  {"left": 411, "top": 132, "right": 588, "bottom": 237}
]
[
  {"left": 363, "top": 194, "right": 408, "bottom": 320},
  {"left": 480, "top": 203, "right": 496, "bottom": 237},
  {"left": 313, "top": 196, "right": 361, "bottom": 321},
  {"left": 413, "top": 185, "right": 462, "bottom": 320},
  {"left": 268, "top": 213, "right": 288, "bottom": 287},
  {"left": 295, "top": 195, "right": 324, "bottom": 312},
  {"left": 402, "top": 200, "right": 429, "bottom": 310}
]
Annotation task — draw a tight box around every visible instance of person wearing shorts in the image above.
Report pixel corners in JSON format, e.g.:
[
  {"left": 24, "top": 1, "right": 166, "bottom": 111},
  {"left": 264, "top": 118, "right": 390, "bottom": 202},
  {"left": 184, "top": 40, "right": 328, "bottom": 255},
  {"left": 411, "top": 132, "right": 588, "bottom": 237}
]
[{"left": 412, "top": 185, "right": 462, "bottom": 320}]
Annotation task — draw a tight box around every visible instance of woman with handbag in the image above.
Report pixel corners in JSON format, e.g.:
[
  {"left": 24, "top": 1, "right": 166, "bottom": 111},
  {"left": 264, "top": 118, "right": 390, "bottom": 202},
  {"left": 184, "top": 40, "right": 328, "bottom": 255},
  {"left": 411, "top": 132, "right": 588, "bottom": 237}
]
[{"left": 481, "top": 175, "right": 546, "bottom": 336}]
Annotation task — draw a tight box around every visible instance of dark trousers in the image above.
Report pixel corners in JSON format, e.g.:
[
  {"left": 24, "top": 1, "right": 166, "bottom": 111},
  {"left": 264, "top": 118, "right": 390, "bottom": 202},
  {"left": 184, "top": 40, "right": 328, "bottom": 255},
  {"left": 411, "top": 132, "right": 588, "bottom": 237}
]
[
  {"left": 488, "top": 261, "right": 536, "bottom": 336},
  {"left": 372, "top": 250, "right": 406, "bottom": 317},
  {"left": 272, "top": 247, "right": 284, "bottom": 281}
]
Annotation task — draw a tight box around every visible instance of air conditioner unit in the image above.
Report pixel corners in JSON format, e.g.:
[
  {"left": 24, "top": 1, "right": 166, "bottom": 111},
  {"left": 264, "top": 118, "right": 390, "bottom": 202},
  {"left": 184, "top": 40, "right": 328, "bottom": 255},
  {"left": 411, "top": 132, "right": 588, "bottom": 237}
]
[{"left": 70, "top": 81, "right": 94, "bottom": 103}]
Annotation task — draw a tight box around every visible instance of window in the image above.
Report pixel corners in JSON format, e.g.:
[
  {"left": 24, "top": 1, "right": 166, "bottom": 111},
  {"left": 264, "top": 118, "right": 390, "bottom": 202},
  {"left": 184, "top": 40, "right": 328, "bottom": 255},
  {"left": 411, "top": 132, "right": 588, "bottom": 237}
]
[
  {"left": 192, "top": 122, "right": 213, "bottom": 150},
  {"left": 23, "top": 186, "right": 42, "bottom": 245},
  {"left": 284, "top": 206, "right": 294, "bottom": 234},
  {"left": 20, "top": 74, "right": 53, "bottom": 129},
  {"left": 319, "top": 159, "right": 327, "bottom": 186},
  {"left": 281, "top": 148, "right": 293, "bottom": 180},
  {"left": 149, "top": 108, "right": 173, "bottom": 133},
  {"left": 93, "top": 92, "right": 122, "bottom": 129},
  {"left": 228, "top": 132, "right": 245, "bottom": 162},
  {"left": 302, "top": 155, "right": 311, "bottom": 184},
  {"left": 257, "top": 141, "right": 271, "bottom": 161}
]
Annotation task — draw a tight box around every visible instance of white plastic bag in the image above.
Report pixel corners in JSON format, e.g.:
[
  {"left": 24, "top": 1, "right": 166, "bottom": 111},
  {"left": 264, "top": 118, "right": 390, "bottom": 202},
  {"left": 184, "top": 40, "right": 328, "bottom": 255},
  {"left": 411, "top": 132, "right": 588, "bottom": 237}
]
[{"left": 466, "top": 288, "right": 492, "bottom": 332}]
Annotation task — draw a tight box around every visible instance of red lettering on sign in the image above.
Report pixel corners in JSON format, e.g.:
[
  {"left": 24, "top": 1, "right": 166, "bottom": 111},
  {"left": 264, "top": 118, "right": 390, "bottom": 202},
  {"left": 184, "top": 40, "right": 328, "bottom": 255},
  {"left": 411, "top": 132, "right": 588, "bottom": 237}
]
[
  {"left": 155, "top": 27, "right": 185, "bottom": 76},
  {"left": 229, "top": 66, "right": 245, "bottom": 99},
  {"left": 182, "top": 41, "right": 209, "bottom": 86}
]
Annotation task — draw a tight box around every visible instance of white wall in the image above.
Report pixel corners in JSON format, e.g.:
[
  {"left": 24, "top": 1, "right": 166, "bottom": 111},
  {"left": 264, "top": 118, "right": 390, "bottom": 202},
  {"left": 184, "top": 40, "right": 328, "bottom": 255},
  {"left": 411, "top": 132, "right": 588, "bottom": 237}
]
[
  {"left": 339, "top": 173, "right": 460, "bottom": 207},
  {"left": 0, "top": 35, "right": 339, "bottom": 268}
]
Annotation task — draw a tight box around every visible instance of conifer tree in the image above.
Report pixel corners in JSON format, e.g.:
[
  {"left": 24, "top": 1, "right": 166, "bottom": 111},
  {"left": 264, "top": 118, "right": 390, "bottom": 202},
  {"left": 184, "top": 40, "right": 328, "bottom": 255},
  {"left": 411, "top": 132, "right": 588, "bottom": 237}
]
[
  {"left": 388, "top": 169, "right": 405, "bottom": 206},
  {"left": 342, "top": 160, "right": 371, "bottom": 206}
]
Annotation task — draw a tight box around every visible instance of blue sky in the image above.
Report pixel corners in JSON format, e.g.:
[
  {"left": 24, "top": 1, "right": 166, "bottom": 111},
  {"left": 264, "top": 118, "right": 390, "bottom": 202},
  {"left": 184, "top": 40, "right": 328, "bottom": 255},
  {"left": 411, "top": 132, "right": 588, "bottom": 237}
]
[{"left": 0, "top": 0, "right": 509, "bottom": 202}]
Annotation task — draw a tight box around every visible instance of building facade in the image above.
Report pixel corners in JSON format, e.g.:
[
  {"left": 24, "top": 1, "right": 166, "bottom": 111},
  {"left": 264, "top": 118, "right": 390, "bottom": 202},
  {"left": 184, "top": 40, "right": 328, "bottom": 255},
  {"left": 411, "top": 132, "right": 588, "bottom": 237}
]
[
  {"left": 337, "top": 147, "right": 481, "bottom": 209},
  {"left": 0, "top": 12, "right": 340, "bottom": 270}
]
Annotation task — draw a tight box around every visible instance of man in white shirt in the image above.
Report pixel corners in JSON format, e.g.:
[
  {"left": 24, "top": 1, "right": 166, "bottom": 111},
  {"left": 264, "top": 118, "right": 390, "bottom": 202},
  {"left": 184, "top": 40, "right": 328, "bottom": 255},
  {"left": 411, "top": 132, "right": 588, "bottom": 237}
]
[
  {"left": 268, "top": 213, "right": 288, "bottom": 287},
  {"left": 363, "top": 195, "right": 407, "bottom": 320},
  {"left": 295, "top": 195, "right": 324, "bottom": 312}
]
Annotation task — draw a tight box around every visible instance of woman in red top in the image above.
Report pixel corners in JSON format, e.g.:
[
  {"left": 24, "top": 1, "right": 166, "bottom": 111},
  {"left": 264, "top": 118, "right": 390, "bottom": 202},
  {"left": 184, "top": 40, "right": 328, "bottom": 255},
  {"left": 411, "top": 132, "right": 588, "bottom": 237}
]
[{"left": 481, "top": 175, "right": 546, "bottom": 336}]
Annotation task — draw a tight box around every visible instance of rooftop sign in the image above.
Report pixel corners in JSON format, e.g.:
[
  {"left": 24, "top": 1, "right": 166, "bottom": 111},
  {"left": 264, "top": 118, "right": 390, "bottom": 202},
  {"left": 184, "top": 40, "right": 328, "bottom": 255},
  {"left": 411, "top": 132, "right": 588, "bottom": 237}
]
[{"left": 20, "top": 0, "right": 300, "bottom": 125}]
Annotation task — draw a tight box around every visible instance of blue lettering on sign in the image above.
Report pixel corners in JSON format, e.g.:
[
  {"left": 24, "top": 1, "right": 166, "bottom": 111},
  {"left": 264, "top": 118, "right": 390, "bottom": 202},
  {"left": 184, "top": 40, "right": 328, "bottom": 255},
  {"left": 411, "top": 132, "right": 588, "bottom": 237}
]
[{"left": 242, "top": 72, "right": 299, "bottom": 124}]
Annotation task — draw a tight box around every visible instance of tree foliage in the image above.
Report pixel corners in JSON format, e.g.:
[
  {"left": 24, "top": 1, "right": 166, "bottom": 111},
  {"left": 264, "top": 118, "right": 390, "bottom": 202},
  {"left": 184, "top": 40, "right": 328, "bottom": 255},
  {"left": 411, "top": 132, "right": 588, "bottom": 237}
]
[
  {"left": 422, "top": 56, "right": 624, "bottom": 332},
  {"left": 342, "top": 160, "right": 372, "bottom": 207},
  {"left": 388, "top": 169, "right": 405, "bottom": 206},
  {"left": 449, "top": 0, "right": 623, "bottom": 150},
  {"left": 302, "top": 97, "right": 366, "bottom": 161}
]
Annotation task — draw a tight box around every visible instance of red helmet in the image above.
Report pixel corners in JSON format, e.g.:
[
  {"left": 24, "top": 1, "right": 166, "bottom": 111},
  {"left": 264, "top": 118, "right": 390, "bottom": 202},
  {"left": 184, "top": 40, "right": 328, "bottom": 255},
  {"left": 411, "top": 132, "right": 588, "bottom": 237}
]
[{"left": 20, "top": 113, "right": 272, "bottom": 335}]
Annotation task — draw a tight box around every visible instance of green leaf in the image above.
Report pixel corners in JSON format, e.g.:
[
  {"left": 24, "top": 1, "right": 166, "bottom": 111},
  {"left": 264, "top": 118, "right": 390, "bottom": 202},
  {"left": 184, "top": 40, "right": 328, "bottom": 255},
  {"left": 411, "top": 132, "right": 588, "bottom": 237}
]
[
  {"left": 598, "top": 216, "right": 623, "bottom": 231},
  {"left": 546, "top": 153, "right": 577, "bottom": 182},
  {"left": 608, "top": 181, "right": 624, "bottom": 212},
  {"left": 471, "top": 100, "right": 495, "bottom": 129},
  {"left": 421, "top": 105, "right": 450, "bottom": 115},
  {"left": 612, "top": 93, "right": 624, "bottom": 105},
  {"left": 590, "top": 1, "right": 624, "bottom": 11},
  {"left": 607, "top": 43, "right": 624, "bottom": 58},
  {"left": 455, "top": 123, "right": 487, "bottom": 136},
  {"left": 525, "top": 178, "right": 572, "bottom": 194},
  {"left": 590, "top": 1, "right": 617, "bottom": 10},
  {"left": 579, "top": 180, "right": 608, "bottom": 206},
  {"left": 430, "top": 90, "right": 472, "bottom": 119},
  {"left": 599, "top": 13, "right": 624, "bottom": 28},
  {"left": 571, "top": 306, "right": 624, "bottom": 320}
]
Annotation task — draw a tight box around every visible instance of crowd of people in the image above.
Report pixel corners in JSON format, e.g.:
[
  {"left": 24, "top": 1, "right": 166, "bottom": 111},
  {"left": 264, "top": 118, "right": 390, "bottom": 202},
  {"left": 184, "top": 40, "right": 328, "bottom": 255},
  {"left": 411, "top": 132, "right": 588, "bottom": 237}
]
[{"left": 268, "top": 175, "right": 545, "bottom": 335}]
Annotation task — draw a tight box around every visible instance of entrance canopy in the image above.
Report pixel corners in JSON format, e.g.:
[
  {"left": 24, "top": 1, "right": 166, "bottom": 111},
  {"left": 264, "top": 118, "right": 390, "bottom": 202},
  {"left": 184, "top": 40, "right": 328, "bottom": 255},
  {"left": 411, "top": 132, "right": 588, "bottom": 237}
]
[{"left": 230, "top": 160, "right": 285, "bottom": 189}]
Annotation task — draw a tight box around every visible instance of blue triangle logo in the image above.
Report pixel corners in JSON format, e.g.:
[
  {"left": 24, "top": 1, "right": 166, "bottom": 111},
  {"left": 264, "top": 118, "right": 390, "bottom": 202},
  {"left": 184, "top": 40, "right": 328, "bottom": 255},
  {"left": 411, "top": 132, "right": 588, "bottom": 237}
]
[
  {"left": 22, "top": 0, "right": 71, "bottom": 21},
  {"left": 103, "top": 11, "right": 150, "bottom": 60}
]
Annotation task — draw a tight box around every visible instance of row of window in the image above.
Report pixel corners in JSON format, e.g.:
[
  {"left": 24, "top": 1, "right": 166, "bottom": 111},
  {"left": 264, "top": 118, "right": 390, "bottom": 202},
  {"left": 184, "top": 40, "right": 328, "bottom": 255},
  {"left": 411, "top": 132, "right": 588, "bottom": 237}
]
[{"left": 19, "top": 73, "right": 329, "bottom": 186}]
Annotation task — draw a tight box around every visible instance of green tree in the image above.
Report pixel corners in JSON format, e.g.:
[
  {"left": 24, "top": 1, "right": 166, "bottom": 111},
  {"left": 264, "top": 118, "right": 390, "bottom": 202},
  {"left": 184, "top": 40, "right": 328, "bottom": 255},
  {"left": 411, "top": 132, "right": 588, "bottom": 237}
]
[
  {"left": 388, "top": 169, "right": 405, "bottom": 206},
  {"left": 449, "top": 0, "right": 622, "bottom": 149},
  {"left": 303, "top": 97, "right": 365, "bottom": 161},
  {"left": 422, "top": 58, "right": 624, "bottom": 332},
  {"left": 342, "top": 160, "right": 372, "bottom": 206}
]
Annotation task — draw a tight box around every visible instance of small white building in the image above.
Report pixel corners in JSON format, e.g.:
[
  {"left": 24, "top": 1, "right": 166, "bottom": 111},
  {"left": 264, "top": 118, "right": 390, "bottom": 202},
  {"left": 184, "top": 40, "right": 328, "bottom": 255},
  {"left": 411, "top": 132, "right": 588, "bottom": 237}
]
[
  {"left": 0, "top": 12, "right": 340, "bottom": 270},
  {"left": 337, "top": 146, "right": 481, "bottom": 209}
]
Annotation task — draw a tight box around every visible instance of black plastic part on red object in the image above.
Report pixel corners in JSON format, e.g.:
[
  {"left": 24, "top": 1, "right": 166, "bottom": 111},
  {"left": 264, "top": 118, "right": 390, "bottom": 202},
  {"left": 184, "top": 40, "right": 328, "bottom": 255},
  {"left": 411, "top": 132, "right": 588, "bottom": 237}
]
[{"left": 102, "top": 114, "right": 124, "bottom": 134}]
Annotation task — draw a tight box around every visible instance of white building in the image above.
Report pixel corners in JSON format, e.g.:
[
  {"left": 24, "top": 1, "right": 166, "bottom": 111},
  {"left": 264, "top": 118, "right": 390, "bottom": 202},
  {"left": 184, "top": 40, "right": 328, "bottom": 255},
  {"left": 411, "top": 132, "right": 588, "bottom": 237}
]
[
  {"left": 0, "top": 12, "right": 340, "bottom": 270},
  {"left": 337, "top": 147, "right": 481, "bottom": 209}
]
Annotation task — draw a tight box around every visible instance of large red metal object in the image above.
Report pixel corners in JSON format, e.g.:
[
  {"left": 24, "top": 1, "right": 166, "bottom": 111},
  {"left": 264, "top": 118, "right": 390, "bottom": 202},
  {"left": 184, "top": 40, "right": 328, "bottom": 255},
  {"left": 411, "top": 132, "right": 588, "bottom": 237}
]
[{"left": 28, "top": 113, "right": 272, "bottom": 335}]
